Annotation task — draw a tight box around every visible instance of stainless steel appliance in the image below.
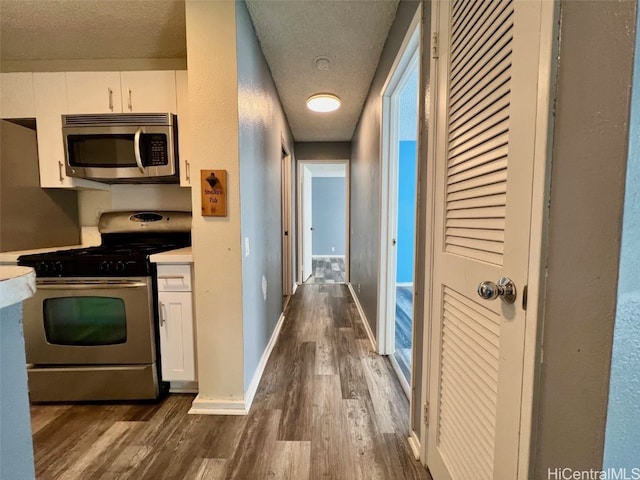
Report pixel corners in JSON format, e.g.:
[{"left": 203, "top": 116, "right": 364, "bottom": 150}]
[
  {"left": 62, "top": 113, "right": 179, "bottom": 183},
  {"left": 18, "top": 211, "right": 191, "bottom": 402}
]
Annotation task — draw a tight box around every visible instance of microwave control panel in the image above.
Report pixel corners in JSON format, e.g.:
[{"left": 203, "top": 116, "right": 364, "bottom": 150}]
[{"left": 145, "top": 135, "right": 169, "bottom": 166}]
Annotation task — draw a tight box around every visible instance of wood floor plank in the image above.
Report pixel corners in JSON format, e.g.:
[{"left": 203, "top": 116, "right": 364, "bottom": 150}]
[
  {"left": 269, "top": 441, "right": 311, "bottom": 480},
  {"left": 344, "top": 398, "right": 387, "bottom": 480},
  {"left": 278, "top": 341, "right": 316, "bottom": 441},
  {"left": 186, "top": 458, "right": 227, "bottom": 480},
  {"left": 336, "top": 327, "right": 369, "bottom": 400}
]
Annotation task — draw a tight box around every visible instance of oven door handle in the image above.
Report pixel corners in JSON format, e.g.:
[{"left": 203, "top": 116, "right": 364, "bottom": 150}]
[
  {"left": 36, "top": 281, "right": 148, "bottom": 290},
  {"left": 134, "top": 127, "right": 146, "bottom": 174}
]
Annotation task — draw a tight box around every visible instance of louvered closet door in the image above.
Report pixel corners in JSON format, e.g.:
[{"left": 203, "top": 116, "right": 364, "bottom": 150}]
[{"left": 427, "top": 1, "right": 545, "bottom": 479}]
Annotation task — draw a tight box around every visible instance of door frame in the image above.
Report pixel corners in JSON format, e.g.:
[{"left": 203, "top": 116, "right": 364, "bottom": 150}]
[
  {"left": 296, "top": 160, "right": 350, "bottom": 285},
  {"left": 377, "top": 9, "right": 421, "bottom": 362},
  {"left": 418, "top": 0, "right": 557, "bottom": 474},
  {"left": 281, "top": 139, "right": 294, "bottom": 297}
]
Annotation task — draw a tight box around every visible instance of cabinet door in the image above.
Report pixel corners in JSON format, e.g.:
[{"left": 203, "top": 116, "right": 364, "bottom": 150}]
[
  {"left": 158, "top": 291, "right": 195, "bottom": 382},
  {"left": 1, "top": 73, "right": 35, "bottom": 118},
  {"left": 175, "top": 71, "right": 191, "bottom": 187},
  {"left": 66, "top": 72, "right": 122, "bottom": 113},
  {"left": 33, "top": 73, "right": 109, "bottom": 190},
  {"left": 120, "top": 71, "right": 176, "bottom": 113}
]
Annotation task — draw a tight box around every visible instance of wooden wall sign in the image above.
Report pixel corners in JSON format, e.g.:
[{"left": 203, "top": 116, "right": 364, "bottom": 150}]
[{"left": 201, "top": 169, "right": 227, "bottom": 216}]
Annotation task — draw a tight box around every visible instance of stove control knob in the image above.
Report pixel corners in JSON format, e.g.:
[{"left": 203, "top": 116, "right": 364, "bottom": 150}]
[
  {"left": 38, "top": 262, "right": 50, "bottom": 275},
  {"left": 54, "top": 261, "right": 63, "bottom": 274},
  {"left": 115, "top": 261, "right": 126, "bottom": 273},
  {"left": 99, "top": 261, "right": 111, "bottom": 273}
]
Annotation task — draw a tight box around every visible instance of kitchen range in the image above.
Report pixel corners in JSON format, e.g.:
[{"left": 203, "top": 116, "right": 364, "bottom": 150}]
[{"left": 17, "top": 211, "right": 191, "bottom": 402}]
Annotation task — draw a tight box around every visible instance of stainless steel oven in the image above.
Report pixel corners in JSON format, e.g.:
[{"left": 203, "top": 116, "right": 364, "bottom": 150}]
[
  {"left": 23, "top": 277, "right": 158, "bottom": 402},
  {"left": 18, "top": 210, "right": 192, "bottom": 402}
]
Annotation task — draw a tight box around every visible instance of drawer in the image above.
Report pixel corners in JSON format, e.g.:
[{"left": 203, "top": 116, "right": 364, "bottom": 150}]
[{"left": 156, "top": 264, "right": 192, "bottom": 292}]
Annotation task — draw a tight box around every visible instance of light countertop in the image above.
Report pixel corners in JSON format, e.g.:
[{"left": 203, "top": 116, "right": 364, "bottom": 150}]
[
  {"left": 0, "top": 266, "right": 36, "bottom": 309},
  {"left": 0, "top": 245, "right": 86, "bottom": 265},
  {"left": 150, "top": 247, "right": 193, "bottom": 264}
]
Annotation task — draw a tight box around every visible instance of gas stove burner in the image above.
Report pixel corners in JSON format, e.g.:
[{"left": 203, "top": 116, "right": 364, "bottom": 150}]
[{"left": 18, "top": 211, "right": 191, "bottom": 278}]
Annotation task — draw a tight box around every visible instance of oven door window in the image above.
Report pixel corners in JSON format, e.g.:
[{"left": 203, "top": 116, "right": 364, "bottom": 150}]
[{"left": 43, "top": 297, "right": 127, "bottom": 346}]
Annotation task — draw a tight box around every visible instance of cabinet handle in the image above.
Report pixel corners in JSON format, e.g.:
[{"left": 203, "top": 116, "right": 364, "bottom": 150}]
[
  {"left": 57, "top": 161, "right": 65, "bottom": 182},
  {"left": 127, "top": 89, "right": 132, "bottom": 111},
  {"left": 185, "top": 160, "right": 191, "bottom": 182},
  {"left": 158, "top": 275, "right": 185, "bottom": 280},
  {"left": 108, "top": 88, "right": 113, "bottom": 111},
  {"left": 159, "top": 302, "right": 166, "bottom": 326}
]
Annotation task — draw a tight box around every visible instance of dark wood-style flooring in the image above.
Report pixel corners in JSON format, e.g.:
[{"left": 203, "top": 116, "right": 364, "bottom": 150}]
[{"left": 30, "top": 284, "right": 431, "bottom": 480}]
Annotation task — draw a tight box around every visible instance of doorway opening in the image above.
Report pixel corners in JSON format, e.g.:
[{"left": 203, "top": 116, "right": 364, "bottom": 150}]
[
  {"left": 297, "top": 161, "right": 349, "bottom": 285},
  {"left": 379, "top": 22, "right": 420, "bottom": 394}
]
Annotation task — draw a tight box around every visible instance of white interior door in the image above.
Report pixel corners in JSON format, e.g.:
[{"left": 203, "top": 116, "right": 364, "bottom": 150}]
[
  {"left": 302, "top": 165, "right": 313, "bottom": 281},
  {"left": 427, "top": 1, "right": 549, "bottom": 478}
]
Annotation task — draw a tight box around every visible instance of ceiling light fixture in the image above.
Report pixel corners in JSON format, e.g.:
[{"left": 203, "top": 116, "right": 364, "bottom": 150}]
[{"left": 306, "top": 93, "right": 341, "bottom": 113}]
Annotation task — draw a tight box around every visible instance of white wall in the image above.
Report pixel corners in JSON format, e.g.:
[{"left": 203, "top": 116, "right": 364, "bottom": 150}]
[{"left": 185, "top": 0, "right": 245, "bottom": 403}]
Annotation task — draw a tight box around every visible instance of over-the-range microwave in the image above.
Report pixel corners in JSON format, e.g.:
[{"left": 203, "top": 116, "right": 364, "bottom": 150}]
[{"left": 62, "top": 113, "right": 179, "bottom": 184}]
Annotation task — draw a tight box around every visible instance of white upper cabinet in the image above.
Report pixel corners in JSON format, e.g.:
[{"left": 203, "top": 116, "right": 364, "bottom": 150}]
[
  {"left": 33, "top": 73, "right": 108, "bottom": 189},
  {"left": 66, "top": 71, "right": 177, "bottom": 115},
  {"left": 175, "top": 71, "right": 191, "bottom": 187},
  {"left": 120, "top": 71, "right": 176, "bottom": 113},
  {"left": 1, "top": 73, "right": 36, "bottom": 118},
  {"left": 65, "top": 71, "right": 122, "bottom": 114}
]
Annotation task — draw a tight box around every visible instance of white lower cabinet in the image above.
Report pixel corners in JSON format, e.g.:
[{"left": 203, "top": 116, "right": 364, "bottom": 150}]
[{"left": 157, "top": 264, "right": 196, "bottom": 383}]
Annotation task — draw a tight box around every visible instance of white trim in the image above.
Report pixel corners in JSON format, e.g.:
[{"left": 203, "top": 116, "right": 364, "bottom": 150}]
[
  {"left": 292, "top": 282, "right": 298, "bottom": 295},
  {"left": 395, "top": 282, "right": 414, "bottom": 288},
  {"left": 347, "top": 282, "right": 377, "bottom": 351},
  {"left": 312, "top": 255, "right": 346, "bottom": 259},
  {"left": 517, "top": 1, "right": 558, "bottom": 478},
  {"left": 189, "top": 311, "right": 286, "bottom": 416},
  {"left": 389, "top": 353, "right": 411, "bottom": 399},
  {"left": 377, "top": 10, "right": 422, "bottom": 357},
  {"left": 408, "top": 431, "right": 421, "bottom": 461}
]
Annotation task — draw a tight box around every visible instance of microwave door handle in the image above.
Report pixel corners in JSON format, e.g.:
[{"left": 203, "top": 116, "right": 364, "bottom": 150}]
[{"left": 134, "top": 127, "right": 146, "bottom": 173}]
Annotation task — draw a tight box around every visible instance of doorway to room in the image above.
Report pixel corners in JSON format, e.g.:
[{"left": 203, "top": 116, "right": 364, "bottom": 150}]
[
  {"left": 297, "top": 161, "right": 349, "bottom": 285},
  {"left": 379, "top": 23, "right": 419, "bottom": 394}
]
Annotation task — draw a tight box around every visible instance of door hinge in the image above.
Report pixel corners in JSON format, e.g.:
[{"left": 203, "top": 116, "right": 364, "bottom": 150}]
[
  {"left": 423, "top": 403, "right": 429, "bottom": 425},
  {"left": 431, "top": 33, "right": 439, "bottom": 59}
]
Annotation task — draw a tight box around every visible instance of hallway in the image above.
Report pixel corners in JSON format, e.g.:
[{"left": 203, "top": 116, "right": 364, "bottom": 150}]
[{"left": 30, "top": 284, "right": 430, "bottom": 479}]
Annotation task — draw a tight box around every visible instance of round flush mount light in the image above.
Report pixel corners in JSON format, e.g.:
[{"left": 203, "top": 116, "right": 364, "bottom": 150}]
[{"left": 306, "top": 93, "right": 341, "bottom": 113}]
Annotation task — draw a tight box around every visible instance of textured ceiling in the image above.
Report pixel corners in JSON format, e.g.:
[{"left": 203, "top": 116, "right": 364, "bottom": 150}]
[
  {"left": 0, "top": 0, "right": 186, "bottom": 61},
  {"left": 246, "top": 0, "right": 399, "bottom": 142},
  {"left": 0, "top": 0, "right": 399, "bottom": 142}
]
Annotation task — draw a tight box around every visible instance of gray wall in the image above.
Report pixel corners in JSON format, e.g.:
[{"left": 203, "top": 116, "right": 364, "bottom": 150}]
[
  {"left": 533, "top": 0, "right": 636, "bottom": 475},
  {"left": 235, "top": 1, "right": 294, "bottom": 392},
  {"left": 350, "top": 1, "right": 420, "bottom": 338},
  {"left": 295, "top": 141, "right": 351, "bottom": 161},
  {"left": 312, "top": 177, "right": 346, "bottom": 256},
  {"left": 1, "top": 120, "right": 80, "bottom": 252}
]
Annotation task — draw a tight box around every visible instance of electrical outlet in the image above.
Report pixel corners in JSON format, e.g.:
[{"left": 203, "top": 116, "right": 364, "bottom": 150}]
[
  {"left": 357, "top": 283, "right": 361, "bottom": 294},
  {"left": 245, "top": 237, "right": 250, "bottom": 257},
  {"left": 331, "top": 246, "right": 335, "bottom": 252}
]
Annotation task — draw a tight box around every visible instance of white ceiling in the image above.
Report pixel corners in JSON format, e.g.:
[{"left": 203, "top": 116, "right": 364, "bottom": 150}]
[{"left": 0, "top": 0, "right": 400, "bottom": 143}]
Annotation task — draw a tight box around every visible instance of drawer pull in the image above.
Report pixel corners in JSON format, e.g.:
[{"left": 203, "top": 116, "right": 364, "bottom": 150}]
[{"left": 158, "top": 275, "right": 185, "bottom": 280}]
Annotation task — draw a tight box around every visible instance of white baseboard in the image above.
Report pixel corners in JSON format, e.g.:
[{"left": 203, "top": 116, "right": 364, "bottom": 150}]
[
  {"left": 188, "top": 311, "right": 286, "bottom": 416},
  {"left": 347, "top": 282, "right": 377, "bottom": 351},
  {"left": 244, "top": 311, "right": 285, "bottom": 411},
  {"left": 312, "top": 255, "right": 346, "bottom": 259},
  {"left": 408, "top": 430, "right": 421, "bottom": 460},
  {"left": 292, "top": 282, "right": 298, "bottom": 295}
]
